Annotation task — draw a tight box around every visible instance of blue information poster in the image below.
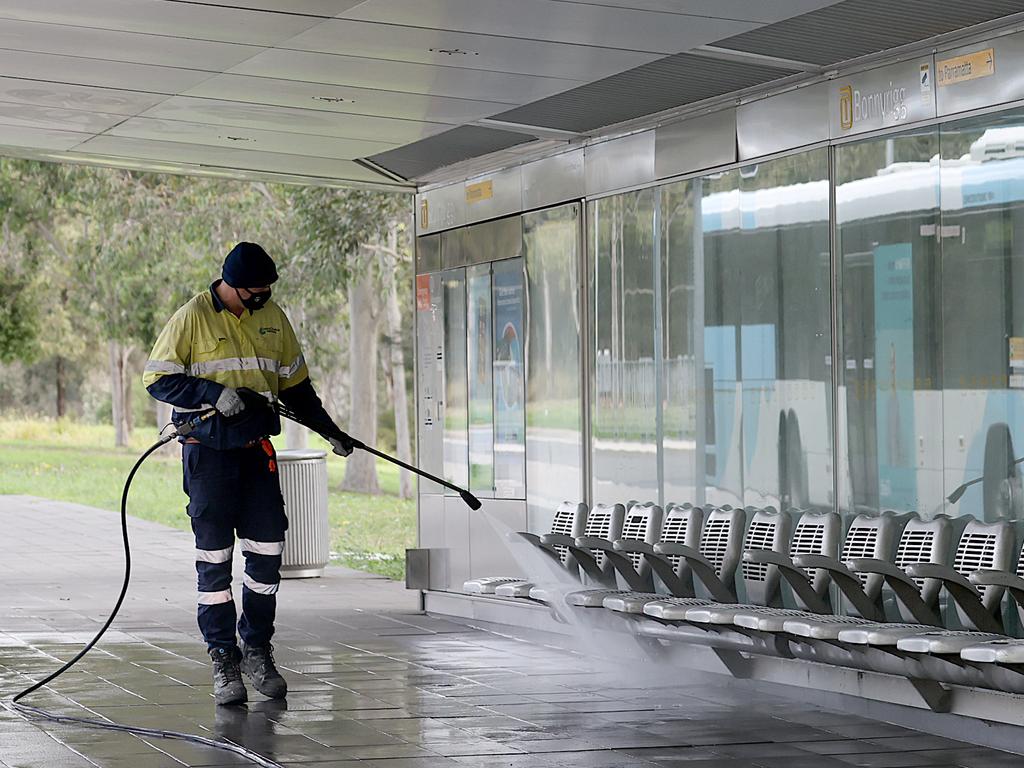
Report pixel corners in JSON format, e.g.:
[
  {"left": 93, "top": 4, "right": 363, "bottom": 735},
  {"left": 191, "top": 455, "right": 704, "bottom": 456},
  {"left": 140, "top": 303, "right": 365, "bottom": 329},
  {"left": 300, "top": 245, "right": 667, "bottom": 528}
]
[
  {"left": 873, "top": 242, "right": 916, "bottom": 510},
  {"left": 492, "top": 259, "right": 526, "bottom": 498}
]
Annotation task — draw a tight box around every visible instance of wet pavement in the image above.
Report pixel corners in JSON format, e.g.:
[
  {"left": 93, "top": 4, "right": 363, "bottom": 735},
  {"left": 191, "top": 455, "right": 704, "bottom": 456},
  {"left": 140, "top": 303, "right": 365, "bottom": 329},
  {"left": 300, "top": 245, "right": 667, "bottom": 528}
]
[{"left": 2, "top": 495, "right": 1024, "bottom": 767}]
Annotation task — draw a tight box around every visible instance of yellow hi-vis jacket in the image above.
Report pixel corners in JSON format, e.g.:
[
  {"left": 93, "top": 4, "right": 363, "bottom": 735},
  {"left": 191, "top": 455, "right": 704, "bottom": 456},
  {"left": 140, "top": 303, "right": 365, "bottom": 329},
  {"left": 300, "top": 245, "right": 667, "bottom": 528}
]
[{"left": 143, "top": 285, "right": 308, "bottom": 447}]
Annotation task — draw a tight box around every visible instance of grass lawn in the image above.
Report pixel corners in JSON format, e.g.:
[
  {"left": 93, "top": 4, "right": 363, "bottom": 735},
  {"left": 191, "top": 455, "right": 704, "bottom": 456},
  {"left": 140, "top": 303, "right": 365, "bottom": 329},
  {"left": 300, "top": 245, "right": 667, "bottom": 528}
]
[{"left": 0, "top": 419, "right": 416, "bottom": 580}]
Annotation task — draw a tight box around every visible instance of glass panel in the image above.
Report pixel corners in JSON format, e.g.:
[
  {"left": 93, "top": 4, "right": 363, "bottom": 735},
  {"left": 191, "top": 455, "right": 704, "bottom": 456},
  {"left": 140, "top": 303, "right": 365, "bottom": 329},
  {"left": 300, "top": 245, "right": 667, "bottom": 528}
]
[
  {"left": 661, "top": 179, "right": 700, "bottom": 505},
  {"left": 442, "top": 268, "right": 468, "bottom": 494},
  {"left": 492, "top": 258, "right": 527, "bottom": 498},
  {"left": 940, "top": 110, "right": 1024, "bottom": 522},
  {"left": 589, "top": 189, "right": 658, "bottom": 505},
  {"left": 441, "top": 227, "right": 468, "bottom": 269},
  {"left": 701, "top": 170, "right": 744, "bottom": 508},
  {"left": 738, "top": 150, "right": 833, "bottom": 511},
  {"left": 464, "top": 216, "right": 522, "bottom": 264},
  {"left": 466, "top": 264, "right": 494, "bottom": 496},
  {"left": 416, "top": 234, "right": 440, "bottom": 274},
  {"left": 836, "top": 128, "right": 940, "bottom": 517},
  {"left": 525, "top": 204, "right": 583, "bottom": 530}
]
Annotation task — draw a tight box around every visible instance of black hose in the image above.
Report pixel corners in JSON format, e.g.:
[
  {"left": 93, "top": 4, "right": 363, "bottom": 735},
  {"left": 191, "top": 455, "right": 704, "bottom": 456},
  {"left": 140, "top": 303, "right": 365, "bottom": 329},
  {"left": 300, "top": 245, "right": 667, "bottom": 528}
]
[{"left": 5, "top": 433, "right": 286, "bottom": 768}]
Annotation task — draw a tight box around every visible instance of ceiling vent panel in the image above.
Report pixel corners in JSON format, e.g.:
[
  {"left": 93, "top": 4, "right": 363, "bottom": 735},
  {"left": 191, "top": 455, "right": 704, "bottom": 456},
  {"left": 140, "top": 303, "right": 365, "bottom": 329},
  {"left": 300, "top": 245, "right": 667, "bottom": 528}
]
[
  {"left": 367, "top": 124, "right": 533, "bottom": 180},
  {"left": 714, "top": 0, "right": 1024, "bottom": 66},
  {"left": 490, "top": 53, "right": 796, "bottom": 134}
]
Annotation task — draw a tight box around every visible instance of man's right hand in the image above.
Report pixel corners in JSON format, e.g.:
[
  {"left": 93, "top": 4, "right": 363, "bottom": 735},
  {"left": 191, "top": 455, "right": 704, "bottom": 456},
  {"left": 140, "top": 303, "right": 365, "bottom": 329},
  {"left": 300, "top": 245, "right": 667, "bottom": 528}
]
[{"left": 215, "top": 386, "right": 245, "bottom": 417}]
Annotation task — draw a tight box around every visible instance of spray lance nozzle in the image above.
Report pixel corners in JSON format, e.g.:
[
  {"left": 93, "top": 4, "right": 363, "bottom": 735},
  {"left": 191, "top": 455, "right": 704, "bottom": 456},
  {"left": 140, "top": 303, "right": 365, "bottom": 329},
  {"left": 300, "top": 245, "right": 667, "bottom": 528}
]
[{"left": 233, "top": 388, "right": 483, "bottom": 511}]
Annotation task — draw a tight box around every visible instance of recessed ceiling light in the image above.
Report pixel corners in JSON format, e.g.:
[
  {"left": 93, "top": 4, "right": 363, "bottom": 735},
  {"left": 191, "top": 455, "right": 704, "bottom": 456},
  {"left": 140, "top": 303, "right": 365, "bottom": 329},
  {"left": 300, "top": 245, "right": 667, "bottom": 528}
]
[{"left": 429, "top": 47, "right": 478, "bottom": 56}]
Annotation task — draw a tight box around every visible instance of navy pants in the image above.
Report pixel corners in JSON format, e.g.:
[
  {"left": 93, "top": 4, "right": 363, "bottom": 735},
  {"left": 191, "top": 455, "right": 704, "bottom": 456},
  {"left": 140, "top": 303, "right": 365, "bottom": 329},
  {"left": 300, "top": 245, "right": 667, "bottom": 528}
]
[{"left": 183, "top": 441, "right": 288, "bottom": 652}]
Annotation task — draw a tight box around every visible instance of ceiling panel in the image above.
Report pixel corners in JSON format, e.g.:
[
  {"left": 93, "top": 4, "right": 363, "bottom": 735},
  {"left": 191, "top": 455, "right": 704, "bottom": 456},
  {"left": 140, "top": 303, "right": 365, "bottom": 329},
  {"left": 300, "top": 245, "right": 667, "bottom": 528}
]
[
  {"left": 282, "top": 18, "right": 659, "bottom": 79},
  {"left": 0, "top": 77, "right": 167, "bottom": 115},
  {"left": 11, "top": 146, "right": 403, "bottom": 189},
  {"left": 0, "top": 19, "right": 261, "bottom": 71},
  {"left": 229, "top": 49, "right": 584, "bottom": 103},
  {"left": 0, "top": 50, "right": 215, "bottom": 93},
  {"left": 368, "top": 124, "right": 534, "bottom": 179},
  {"left": 76, "top": 134, "right": 391, "bottom": 180},
  {"left": 185, "top": 74, "right": 513, "bottom": 123},
  {"left": 0, "top": 101, "right": 125, "bottom": 133},
  {"left": 0, "top": 124, "right": 91, "bottom": 151},
  {"left": 341, "top": 0, "right": 761, "bottom": 53},
  {"left": 139, "top": 97, "right": 451, "bottom": 144},
  {"left": 494, "top": 52, "right": 796, "bottom": 132},
  {"left": 549, "top": 0, "right": 843, "bottom": 23},
  {"left": 0, "top": 0, "right": 322, "bottom": 45},
  {"left": 714, "top": 0, "right": 1024, "bottom": 65},
  {"left": 106, "top": 117, "right": 397, "bottom": 159},
  {"left": 179, "top": 0, "right": 367, "bottom": 15}
]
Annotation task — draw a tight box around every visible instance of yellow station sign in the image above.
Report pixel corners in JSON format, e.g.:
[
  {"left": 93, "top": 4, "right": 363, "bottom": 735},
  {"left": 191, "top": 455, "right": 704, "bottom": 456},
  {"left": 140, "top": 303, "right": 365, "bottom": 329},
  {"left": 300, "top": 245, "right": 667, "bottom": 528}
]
[
  {"left": 937, "top": 48, "right": 995, "bottom": 87},
  {"left": 465, "top": 179, "right": 494, "bottom": 204}
]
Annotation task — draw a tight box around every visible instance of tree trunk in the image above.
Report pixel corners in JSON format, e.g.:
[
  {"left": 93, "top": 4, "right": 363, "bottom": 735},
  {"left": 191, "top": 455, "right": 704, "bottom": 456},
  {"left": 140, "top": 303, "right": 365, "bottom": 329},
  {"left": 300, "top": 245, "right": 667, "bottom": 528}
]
[
  {"left": 55, "top": 356, "right": 66, "bottom": 419},
  {"left": 384, "top": 232, "right": 414, "bottom": 499},
  {"left": 284, "top": 418, "right": 309, "bottom": 450},
  {"left": 55, "top": 288, "right": 68, "bottom": 419},
  {"left": 122, "top": 345, "right": 134, "bottom": 438},
  {"left": 342, "top": 269, "right": 380, "bottom": 494},
  {"left": 109, "top": 341, "right": 129, "bottom": 447}
]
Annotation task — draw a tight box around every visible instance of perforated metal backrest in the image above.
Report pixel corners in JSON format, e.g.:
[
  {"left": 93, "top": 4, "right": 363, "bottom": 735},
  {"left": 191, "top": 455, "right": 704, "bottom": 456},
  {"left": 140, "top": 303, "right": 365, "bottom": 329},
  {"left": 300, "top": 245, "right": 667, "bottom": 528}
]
[
  {"left": 892, "top": 516, "right": 953, "bottom": 619},
  {"left": 584, "top": 503, "right": 625, "bottom": 576},
  {"left": 840, "top": 512, "right": 904, "bottom": 602},
  {"left": 549, "top": 502, "right": 588, "bottom": 567},
  {"left": 698, "top": 507, "right": 746, "bottom": 593},
  {"left": 953, "top": 519, "right": 1014, "bottom": 620},
  {"left": 619, "top": 502, "right": 664, "bottom": 579},
  {"left": 740, "top": 508, "right": 794, "bottom": 606},
  {"left": 788, "top": 510, "right": 841, "bottom": 606},
  {"left": 656, "top": 504, "right": 704, "bottom": 588}
]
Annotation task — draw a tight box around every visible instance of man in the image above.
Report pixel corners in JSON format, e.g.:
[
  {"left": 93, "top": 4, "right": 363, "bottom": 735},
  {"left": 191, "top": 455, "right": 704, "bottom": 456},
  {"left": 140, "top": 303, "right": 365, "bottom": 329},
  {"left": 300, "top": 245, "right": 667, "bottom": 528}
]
[{"left": 144, "top": 242, "right": 354, "bottom": 706}]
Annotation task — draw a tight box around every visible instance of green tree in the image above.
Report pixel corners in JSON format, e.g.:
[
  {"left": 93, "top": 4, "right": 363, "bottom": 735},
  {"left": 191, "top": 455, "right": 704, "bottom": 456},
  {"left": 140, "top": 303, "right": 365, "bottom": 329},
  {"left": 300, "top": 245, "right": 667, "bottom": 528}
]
[{"left": 289, "top": 187, "right": 412, "bottom": 494}]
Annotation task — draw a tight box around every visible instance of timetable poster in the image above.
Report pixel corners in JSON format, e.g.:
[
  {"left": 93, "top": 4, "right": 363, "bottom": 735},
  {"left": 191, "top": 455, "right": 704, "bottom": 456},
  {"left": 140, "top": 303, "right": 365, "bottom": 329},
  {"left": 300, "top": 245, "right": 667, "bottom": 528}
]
[{"left": 492, "top": 260, "right": 526, "bottom": 498}]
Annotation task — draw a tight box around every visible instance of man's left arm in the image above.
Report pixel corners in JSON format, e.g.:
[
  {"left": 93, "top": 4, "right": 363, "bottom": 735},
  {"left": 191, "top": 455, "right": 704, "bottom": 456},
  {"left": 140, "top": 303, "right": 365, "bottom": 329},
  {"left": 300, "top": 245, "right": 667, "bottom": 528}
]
[{"left": 277, "top": 315, "right": 356, "bottom": 456}]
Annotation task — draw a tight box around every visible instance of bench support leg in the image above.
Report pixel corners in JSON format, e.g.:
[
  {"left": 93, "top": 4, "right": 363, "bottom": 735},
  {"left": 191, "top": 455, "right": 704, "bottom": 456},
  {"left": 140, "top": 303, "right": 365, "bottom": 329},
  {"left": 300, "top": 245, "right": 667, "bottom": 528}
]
[
  {"left": 909, "top": 678, "right": 950, "bottom": 712},
  {"left": 712, "top": 648, "right": 752, "bottom": 679}
]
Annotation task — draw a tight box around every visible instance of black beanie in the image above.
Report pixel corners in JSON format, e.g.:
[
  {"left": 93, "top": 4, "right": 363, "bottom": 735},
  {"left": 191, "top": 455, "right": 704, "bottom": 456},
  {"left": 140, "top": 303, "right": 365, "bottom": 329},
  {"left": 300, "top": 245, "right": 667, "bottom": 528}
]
[{"left": 222, "top": 242, "right": 278, "bottom": 287}]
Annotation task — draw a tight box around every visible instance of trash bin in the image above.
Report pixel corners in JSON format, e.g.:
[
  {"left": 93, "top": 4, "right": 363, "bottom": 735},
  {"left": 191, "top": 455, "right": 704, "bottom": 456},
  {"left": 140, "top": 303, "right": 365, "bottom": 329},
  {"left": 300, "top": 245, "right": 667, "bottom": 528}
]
[{"left": 276, "top": 449, "right": 330, "bottom": 578}]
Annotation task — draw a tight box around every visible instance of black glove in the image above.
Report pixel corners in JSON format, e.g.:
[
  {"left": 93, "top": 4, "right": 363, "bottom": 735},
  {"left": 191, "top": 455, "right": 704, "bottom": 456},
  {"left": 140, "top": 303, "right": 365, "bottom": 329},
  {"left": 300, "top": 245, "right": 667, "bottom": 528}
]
[{"left": 329, "top": 433, "right": 356, "bottom": 457}]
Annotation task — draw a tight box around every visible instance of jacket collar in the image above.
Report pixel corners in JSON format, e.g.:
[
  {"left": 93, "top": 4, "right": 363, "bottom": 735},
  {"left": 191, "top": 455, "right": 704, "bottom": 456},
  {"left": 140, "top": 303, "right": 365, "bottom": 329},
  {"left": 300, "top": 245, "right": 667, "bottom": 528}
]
[{"left": 210, "top": 280, "right": 226, "bottom": 312}]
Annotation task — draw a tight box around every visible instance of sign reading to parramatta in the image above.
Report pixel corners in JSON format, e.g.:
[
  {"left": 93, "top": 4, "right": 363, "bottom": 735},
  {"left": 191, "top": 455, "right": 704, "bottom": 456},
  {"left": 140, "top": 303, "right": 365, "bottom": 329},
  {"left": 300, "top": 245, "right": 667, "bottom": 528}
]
[{"left": 830, "top": 56, "right": 936, "bottom": 137}]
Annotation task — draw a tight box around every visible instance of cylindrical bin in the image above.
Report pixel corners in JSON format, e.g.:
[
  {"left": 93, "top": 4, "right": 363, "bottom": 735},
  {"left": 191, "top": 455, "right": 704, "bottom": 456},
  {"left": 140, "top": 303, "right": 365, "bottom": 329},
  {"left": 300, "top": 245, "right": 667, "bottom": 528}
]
[{"left": 276, "top": 449, "right": 330, "bottom": 578}]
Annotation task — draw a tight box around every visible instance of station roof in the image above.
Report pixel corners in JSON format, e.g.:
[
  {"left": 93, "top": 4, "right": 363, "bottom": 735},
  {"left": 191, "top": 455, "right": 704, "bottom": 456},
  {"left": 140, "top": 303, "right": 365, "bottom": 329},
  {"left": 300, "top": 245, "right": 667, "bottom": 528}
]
[{"left": 3, "top": 0, "right": 1023, "bottom": 191}]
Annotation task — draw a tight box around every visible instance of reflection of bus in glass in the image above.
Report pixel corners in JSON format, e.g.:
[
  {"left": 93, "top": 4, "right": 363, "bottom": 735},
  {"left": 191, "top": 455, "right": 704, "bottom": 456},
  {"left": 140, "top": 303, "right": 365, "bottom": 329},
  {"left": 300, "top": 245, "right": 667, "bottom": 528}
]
[
  {"left": 699, "top": 128, "right": 1024, "bottom": 521},
  {"left": 700, "top": 170, "right": 831, "bottom": 512}
]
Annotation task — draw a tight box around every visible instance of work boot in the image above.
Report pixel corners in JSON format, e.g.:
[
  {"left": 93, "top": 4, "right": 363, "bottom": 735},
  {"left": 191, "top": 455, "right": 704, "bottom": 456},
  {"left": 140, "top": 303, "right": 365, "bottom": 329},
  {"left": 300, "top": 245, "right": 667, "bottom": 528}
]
[
  {"left": 240, "top": 643, "right": 287, "bottom": 699},
  {"left": 210, "top": 647, "right": 247, "bottom": 706}
]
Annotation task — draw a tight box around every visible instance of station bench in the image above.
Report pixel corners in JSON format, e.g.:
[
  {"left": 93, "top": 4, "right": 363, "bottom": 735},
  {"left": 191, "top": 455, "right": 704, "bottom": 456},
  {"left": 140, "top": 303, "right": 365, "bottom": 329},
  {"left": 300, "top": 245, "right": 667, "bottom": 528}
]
[{"left": 460, "top": 500, "right": 1024, "bottom": 710}]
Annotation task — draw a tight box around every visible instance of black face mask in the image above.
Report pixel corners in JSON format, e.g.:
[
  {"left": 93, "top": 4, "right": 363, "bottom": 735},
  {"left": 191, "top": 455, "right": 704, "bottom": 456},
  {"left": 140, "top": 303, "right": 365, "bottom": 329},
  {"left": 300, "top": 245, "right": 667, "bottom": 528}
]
[{"left": 236, "top": 287, "right": 271, "bottom": 312}]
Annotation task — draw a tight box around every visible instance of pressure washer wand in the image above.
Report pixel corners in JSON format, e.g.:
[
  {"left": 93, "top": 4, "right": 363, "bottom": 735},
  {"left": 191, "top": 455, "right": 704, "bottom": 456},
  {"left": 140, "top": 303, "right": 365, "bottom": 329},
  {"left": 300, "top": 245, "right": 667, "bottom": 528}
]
[{"left": 271, "top": 399, "right": 482, "bottom": 511}]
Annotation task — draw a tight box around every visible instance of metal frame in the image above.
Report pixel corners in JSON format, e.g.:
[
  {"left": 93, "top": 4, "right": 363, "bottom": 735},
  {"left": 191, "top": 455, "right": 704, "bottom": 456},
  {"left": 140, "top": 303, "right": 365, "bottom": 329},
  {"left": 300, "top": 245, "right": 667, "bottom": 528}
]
[
  {"left": 579, "top": 199, "right": 593, "bottom": 509},
  {"left": 828, "top": 144, "right": 841, "bottom": 523}
]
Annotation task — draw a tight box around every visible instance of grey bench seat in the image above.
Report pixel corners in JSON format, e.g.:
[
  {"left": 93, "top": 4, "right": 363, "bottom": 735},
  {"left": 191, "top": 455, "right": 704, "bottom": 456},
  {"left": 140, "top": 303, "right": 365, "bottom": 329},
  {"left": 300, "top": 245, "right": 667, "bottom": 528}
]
[
  {"left": 960, "top": 638, "right": 1024, "bottom": 664},
  {"left": 642, "top": 596, "right": 715, "bottom": 619},
  {"left": 463, "top": 502, "right": 588, "bottom": 596},
  {"left": 604, "top": 506, "right": 745, "bottom": 615},
  {"left": 896, "top": 630, "right": 1006, "bottom": 655}
]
